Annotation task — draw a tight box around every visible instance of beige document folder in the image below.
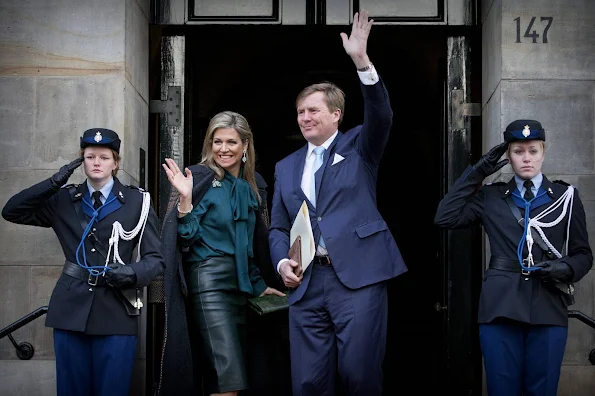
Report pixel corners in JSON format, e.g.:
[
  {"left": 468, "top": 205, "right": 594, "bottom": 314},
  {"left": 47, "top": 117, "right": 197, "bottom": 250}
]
[{"left": 290, "top": 201, "right": 316, "bottom": 272}]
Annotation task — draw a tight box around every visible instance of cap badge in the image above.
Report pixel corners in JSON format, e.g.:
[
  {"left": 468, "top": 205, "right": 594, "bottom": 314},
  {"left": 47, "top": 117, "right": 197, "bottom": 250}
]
[
  {"left": 522, "top": 125, "right": 531, "bottom": 137},
  {"left": 94, "top": 131, "right": 103, "bottom": 142}
]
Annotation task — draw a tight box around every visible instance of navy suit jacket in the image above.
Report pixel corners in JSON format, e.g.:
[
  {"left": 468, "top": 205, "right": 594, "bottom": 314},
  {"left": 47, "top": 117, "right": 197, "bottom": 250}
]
[{"left": 269, "top": 78, "right": 408, "bottom": 304}]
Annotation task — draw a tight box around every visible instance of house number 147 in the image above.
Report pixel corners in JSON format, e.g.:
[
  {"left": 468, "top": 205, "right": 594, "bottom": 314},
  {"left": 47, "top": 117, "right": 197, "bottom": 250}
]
[{"left": 514, "top": 17, "right": 553, "bottom": 43}]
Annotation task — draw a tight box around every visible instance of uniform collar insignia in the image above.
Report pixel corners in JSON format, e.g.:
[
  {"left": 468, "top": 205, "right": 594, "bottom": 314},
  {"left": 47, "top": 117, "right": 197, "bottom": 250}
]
[{"left": 117, "top": 190, "right": 125, "bottom": 203}]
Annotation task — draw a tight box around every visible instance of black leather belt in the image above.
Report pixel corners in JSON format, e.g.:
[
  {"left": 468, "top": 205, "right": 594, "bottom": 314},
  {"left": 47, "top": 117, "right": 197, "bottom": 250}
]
[
  {"left": 313, "top": 256, "right": 332, "bottom": 266},
  {"left": 489, "top": 256, "right": 532, "bottom": 275},
  {"left": 63, "top": 260, "right": 107, "bottom": 287}
]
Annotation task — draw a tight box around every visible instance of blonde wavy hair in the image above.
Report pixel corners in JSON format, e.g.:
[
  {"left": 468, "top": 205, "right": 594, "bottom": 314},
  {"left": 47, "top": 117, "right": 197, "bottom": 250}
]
[{"left": 199, "top": 111, "right": 260, "bottom": 204}]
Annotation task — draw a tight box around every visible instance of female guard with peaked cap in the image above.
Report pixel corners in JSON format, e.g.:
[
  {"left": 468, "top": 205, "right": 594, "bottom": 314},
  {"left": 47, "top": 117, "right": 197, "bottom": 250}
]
[
  {"left": 2, "top": 128, "right": 165, "bottom": 396},
  {"left": 434, "top": 119, "right": 592, "bottom": 396}
]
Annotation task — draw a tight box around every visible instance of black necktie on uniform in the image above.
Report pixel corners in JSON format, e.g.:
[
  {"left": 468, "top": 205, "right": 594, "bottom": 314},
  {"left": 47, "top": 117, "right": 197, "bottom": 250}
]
[
  {"left": 523, "top": 180, "right": 534, "bottom": 201},
  {"left": 92, "top": 190, "right": 103, "bottom": 210}
]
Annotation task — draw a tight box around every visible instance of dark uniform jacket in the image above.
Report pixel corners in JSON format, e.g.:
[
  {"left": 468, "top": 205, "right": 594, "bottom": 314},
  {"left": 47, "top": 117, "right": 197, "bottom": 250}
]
[
  {"left": 434, "top": 166, "right": 592, "bottom": 326},
  {"left": 2, "top": 176, "right": 165, "bottom": 335},
  {"left": 157, "top": 164, "right": 278, "bottom": 396}
]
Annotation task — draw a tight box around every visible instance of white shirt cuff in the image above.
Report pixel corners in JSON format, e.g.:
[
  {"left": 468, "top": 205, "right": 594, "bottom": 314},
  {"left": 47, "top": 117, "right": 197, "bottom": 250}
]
[
  {"left": 277, "top": 258, "right": 289, "bottom": 274},
  {"left": 357, "top": 65, "right": 379, "bottom": 85}
]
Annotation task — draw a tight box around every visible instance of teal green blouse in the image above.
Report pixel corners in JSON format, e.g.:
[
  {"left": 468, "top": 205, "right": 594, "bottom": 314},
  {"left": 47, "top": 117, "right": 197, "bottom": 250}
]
[{"left": 177, "top": 171, "right": 266, "bottom": 296}]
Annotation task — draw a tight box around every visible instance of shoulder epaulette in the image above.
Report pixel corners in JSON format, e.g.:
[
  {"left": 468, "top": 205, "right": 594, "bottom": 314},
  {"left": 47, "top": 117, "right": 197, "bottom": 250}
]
[
  {"left": 125, "top": 184, "right": 146, "bottom": 192},
  {"left": 61, "top": 183, "right": 79, "bottom": 189},
  {"left": 553, "top": 179, "right": 570, "bottom": 186}
]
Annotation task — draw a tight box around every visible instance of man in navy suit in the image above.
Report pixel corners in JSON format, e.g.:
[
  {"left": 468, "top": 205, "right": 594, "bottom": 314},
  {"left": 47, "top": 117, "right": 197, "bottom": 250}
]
[{"left": 268, "top": 9, "right": 408, "bottom": 396}]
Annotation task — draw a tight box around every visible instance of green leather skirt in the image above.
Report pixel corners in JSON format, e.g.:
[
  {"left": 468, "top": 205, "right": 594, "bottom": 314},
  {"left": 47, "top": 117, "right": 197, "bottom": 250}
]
[{"left": 186, "top": 255, "right": 248, "bottom": 393}]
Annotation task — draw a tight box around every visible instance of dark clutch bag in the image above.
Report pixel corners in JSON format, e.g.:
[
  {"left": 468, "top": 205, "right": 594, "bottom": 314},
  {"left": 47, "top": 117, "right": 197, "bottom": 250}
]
[{"left": 248, "top": 294, "right": 289, "bottom": 315}]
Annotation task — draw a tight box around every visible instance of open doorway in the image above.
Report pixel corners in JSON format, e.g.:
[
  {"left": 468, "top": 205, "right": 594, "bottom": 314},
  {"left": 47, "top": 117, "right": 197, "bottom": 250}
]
[{"left": 151, "top": 23, "right": 483, "bottom": 394}]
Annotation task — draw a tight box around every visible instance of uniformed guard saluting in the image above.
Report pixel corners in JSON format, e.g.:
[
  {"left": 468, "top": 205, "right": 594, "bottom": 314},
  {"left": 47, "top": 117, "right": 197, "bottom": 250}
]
[
  {"left": 434, "top": 119, "right": 593, "bottom": 396},
  {"left": 2, "top": 128, "right": 165, "bottom": 396}
]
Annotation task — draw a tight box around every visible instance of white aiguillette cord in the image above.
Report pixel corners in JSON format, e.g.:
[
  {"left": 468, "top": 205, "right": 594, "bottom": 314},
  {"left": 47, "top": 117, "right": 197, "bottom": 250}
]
[
  {"left": 525, "top": 186, "right": 574, "bottom": 265},
  {"left": 105, "top": 191, "right": 151, "bottom": 267}
]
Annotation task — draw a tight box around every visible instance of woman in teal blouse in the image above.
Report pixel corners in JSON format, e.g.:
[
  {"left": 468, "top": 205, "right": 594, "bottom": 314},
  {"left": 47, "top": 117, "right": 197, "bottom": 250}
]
[{"left": 162, "top": 111, "right": 284, "bottom": 396}]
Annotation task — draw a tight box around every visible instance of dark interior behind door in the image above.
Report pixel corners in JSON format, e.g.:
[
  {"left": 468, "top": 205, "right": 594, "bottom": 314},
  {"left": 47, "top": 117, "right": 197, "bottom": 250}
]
[{"left": 150, "top": 23, "right": 482, "bottom": 394}]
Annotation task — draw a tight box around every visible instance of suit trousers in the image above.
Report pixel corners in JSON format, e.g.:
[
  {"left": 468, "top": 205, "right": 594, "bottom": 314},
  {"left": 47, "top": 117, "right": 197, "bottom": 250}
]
[
  {"left": 479, "top": 320, "right": 567, "bottom": 396},
  {"left": 53, "top": 329, "right": 137, "bottom": 396},
  {"left": 289, "top": 263, "right": 388, "bottom": 396}
]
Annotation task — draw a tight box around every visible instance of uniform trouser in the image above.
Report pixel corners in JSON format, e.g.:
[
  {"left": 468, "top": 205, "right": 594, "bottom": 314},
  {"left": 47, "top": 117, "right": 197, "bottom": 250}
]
[
  {"left": 53, "top": 329, "right": 137, "bottom": 396},
  {"left": 479, "top": 321, "right": 568, "bottom": 396},
  {"left": 289, "top": 263, "right": 388, "bottom": 396}
]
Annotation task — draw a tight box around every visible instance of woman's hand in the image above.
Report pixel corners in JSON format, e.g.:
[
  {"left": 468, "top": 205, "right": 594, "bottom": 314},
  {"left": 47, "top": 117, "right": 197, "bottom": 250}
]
[
  {"left": 259, "top": 286, "right": 286, "bottom": 297},
  {"left": 162, "top": 158, "right": 193, "bottom": 199}
]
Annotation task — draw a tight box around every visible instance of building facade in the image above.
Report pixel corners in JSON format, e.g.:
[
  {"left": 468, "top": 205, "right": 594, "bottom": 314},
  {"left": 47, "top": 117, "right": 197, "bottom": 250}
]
[{"left": 0, "top": 0, "right": 593, "bottom": 394}]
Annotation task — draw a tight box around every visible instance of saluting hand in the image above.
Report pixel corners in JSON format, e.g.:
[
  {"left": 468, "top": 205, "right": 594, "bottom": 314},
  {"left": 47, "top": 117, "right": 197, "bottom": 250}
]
[
  {"left": 50, "top": 156, "right": 84, "bottom": 190},
  {"left": 162, "top": 158, "right": 193, "bottom": 199},
  {"left": 340, "top": 9, "right": 373, "bottom": 64},
  {"left": 474, "top": 142, "right": 509, "bottom": 177}
]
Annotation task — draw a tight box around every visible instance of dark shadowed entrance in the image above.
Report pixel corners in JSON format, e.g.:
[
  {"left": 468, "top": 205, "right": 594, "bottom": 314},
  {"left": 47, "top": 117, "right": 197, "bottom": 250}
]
[{"left": 149, "top": 23, "right": 484, "bottom": 395}]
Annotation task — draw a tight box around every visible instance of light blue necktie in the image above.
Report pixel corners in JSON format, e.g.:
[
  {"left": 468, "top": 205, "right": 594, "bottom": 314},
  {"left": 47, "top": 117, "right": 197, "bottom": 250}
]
[{"left": 310, "top": 146, "right": 326, "bottom": 248}]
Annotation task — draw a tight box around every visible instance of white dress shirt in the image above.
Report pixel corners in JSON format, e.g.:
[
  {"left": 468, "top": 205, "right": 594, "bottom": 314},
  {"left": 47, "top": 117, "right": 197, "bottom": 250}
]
[
  {"left": 514, "top": 173, "right": 542, "bottom": 198},
  {"left": 87, "top": 178, "right": 114, "bottom": 206}
]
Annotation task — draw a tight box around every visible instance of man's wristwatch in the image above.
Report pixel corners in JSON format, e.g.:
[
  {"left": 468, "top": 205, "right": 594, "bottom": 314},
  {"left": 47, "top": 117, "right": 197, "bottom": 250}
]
[{"left": 357, "top": 63, "right": 373, "bottom": 72}]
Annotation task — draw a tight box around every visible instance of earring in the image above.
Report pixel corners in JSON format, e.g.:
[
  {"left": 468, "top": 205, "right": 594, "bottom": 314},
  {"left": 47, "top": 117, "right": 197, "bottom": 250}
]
[{"left": 242, "top": 150, "right": 247, "bottom": 163}]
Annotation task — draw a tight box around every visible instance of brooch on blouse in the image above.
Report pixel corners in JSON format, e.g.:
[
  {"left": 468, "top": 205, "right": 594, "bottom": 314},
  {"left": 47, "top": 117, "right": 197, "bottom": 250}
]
[{"left": 212, "top": 178, "right": 222, "bottom": 188}]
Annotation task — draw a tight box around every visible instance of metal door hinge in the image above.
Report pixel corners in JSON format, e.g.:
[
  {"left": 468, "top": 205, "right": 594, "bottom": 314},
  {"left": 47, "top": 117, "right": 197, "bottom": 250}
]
[
  {"left": 451, "top": 89, "right": 480, "bottom": 130},
  {"left": 150, "top": 86, "right": 181, "bottom": 127}
]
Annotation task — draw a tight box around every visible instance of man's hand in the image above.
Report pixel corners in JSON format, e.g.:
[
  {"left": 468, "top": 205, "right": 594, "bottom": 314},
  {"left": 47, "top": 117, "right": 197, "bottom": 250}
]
[
  {"left": 279, "top": 259, "right": 303, "bottom": 288},
  {"left": 105, "top": 264, "right": 137, "bottom": 288},
  {"left": 473, "top": 142, "right": 509, "bottom": 177},
  {"left": 534, "top": 260, "right": 574, "bottom": 284},
  {"left": 50, "top": 157, "right": 84, "bottom": 190},
  {"left": 340, "top": 9, "right": 373, "bottom": 68}
]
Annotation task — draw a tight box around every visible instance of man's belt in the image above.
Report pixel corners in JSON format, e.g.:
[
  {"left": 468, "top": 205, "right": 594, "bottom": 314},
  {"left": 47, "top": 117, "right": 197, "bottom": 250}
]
[
  {"left": 63, "top": 260, "right": 107, "bottom": 287},
  {"left": 489, "top": 256, "right": 531, "bottom": 274},
  {"left": 313, "top": 255, "right": 332, "bottom": 266}
]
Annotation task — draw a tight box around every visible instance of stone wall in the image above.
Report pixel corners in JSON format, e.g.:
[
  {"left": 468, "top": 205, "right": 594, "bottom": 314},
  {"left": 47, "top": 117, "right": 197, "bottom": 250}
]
[{"left": 0, "top": 0, "right": 150, "bottom": 394}]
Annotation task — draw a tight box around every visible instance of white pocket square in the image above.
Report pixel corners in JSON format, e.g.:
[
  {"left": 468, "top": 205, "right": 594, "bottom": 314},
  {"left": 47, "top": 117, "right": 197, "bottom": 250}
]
[{"left": 332, "top": 153, "right": 345, "bottom": 165}]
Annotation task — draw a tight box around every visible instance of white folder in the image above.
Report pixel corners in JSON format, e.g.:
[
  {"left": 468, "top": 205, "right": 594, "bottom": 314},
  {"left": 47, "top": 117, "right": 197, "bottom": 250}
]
[{"left": 290, "top": 201, "right": 316, "bottom": 272}]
